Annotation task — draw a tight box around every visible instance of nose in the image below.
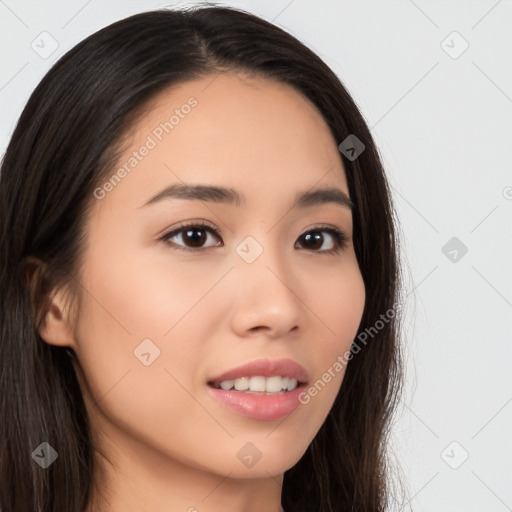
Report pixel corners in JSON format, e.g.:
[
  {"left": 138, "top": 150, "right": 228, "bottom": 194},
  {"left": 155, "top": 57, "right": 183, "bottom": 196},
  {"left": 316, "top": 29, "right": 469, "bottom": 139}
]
[{"left": 228, "top": 241, "right": 305, "bottom": 339}]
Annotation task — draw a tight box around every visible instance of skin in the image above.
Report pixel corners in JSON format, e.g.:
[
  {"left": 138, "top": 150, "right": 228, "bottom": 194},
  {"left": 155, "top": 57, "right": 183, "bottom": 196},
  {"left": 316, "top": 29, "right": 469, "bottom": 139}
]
[{"left": 39, "top": 73, "right": 366, "bottom": 512}]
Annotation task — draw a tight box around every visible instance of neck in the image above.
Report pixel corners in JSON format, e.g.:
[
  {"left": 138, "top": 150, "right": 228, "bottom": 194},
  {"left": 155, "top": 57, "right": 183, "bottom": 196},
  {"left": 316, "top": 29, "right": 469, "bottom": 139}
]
[{"left": 85, "top": 422, "right": 285, "bottom": 512}]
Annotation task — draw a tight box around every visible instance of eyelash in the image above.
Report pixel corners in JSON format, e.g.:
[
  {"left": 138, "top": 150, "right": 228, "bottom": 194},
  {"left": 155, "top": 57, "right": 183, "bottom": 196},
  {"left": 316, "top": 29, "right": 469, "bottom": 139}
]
[{"left": 159, "top": 221, "right": 348, "bottom": 255}]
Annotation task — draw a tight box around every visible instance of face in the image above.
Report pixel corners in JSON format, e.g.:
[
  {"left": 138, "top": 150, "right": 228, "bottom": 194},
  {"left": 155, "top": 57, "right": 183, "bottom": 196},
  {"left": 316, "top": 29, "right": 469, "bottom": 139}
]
[{"left": 64, "top": 73, "right": 365, "bottom": 480}]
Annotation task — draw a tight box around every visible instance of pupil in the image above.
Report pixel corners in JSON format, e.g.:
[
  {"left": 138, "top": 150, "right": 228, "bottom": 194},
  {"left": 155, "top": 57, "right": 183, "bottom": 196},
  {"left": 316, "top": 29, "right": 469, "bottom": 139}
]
[
  {"left": 185, "top": 228, "right": 206, "bottom": 247},
  {"left": 303, "top": 231, "right": 322, "bottom": 250}
]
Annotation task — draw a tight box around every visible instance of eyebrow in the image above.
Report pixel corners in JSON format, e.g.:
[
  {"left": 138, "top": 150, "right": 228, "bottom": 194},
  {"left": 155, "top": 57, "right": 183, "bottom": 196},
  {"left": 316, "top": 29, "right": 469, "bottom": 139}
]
[{"left": 140, "top": 183, "right": 354, "bottom": 211}]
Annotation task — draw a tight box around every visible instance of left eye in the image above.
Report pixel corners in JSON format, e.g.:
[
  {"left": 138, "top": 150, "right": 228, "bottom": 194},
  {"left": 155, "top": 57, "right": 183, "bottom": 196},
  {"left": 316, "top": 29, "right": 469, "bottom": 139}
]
[
  {"left": 160, "top": 222, "right": 347, "bottom": 254},
  {"left": 295, "top": 227, "right": 347, "bottom": 254}
]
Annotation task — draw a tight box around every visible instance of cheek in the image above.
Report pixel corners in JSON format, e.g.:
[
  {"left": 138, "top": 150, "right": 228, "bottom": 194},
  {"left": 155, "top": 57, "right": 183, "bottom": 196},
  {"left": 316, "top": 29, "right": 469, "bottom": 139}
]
[
  {"left": 296, "top": 260, "right": 365, "bottom": 413},
  {"left": 322, "top": 269, "right": 365, "bottom": 337},
  {"left": 79, "top": 243, "right": 224, "bottom": 341},
  {"left": 71, "top": 236, "right": 216, "bottom": 417},
  {"left": 71, "top": 255, "right": 223, "bottom": 467},
  {"left": 307, "top": 258, "right": 366, "bottom": 354}
]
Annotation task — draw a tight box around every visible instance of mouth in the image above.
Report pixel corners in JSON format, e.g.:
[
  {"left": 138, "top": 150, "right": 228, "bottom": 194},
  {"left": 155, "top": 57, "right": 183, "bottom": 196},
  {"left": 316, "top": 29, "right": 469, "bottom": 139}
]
[
  {"left": 206, "top": 357, "right": 309, "bottom": 392},
  {"left": 207, "top": 375, "right": 305, "bottom": 394},
  {"left": 205, "top": 358, "right": 309, "bottom": 421},
  {"left": 208, "top": 375, "right": 306, "bottom": 421}
]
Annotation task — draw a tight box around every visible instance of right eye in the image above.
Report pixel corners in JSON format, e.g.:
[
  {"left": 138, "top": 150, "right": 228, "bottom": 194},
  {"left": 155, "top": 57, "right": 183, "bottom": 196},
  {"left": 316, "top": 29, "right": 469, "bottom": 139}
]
[{"left": 159, "top": 222, "right": 223, "bottom": 253}]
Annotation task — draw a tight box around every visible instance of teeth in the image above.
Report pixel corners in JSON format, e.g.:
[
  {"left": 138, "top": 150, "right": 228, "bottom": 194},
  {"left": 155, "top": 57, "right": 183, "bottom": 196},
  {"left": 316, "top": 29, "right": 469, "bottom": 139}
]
[
  {"left": 234, "top": 377, "right": 249, "bottom": 391},
  {"left": 286, "top": 378, "right": 297, "bottom": 391},
  {"left": 220, "top": 380, "right": 235, "bottom": 391},
  {"left": 215, "top": 376, "right": 299, "bottom": 393},
  {"left": 265, "top": 376, "right": 282, "bottom": 393},
  {"left": 249, "top": 376, "right": 266, "bottom": 392}
]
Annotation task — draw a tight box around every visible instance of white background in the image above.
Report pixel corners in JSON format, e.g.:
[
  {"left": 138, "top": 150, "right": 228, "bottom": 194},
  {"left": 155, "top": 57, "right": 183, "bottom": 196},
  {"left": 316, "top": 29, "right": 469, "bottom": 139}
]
[{"left": 1, "top": 1, "right": 511, "bottom": 510}]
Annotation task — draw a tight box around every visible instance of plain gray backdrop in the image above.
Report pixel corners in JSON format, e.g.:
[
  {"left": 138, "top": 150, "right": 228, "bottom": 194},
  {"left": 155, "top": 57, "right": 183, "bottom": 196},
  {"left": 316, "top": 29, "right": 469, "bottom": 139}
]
[{"left": 1, "top": 1, "right": 511, "bottom": 510}]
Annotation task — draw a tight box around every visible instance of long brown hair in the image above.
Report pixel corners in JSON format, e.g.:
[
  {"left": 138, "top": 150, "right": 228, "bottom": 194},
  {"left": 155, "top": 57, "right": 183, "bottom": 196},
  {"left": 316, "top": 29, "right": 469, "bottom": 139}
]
[{"left": 0, "top": 6, "right": 404, "bottom": 511}]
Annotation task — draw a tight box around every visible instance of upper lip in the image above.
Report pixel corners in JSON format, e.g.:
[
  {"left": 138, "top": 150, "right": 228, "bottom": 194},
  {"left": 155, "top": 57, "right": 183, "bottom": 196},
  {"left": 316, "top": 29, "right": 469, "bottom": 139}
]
[{"left": 208, "top": 358, "right": 309, "bottom": 385}]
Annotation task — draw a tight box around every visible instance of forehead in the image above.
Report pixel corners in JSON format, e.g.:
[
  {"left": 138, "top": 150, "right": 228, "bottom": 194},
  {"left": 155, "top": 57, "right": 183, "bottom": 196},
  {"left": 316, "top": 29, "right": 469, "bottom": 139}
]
[{"left": 95, "top": 72, "right": 349, "bottom": 213}]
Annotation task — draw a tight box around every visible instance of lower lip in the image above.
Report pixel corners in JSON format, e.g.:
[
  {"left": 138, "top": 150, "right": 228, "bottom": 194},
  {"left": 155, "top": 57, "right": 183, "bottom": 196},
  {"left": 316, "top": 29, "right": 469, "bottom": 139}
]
[{"left": 207, "top": 384, "right": 305, "bottom": 421}]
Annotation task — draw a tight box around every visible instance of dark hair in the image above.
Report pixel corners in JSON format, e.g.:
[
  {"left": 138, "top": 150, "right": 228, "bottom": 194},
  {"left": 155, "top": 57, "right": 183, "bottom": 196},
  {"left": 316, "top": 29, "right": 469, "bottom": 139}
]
[{"left": 0, "top": 5, "right": 404, "bottom": 511}]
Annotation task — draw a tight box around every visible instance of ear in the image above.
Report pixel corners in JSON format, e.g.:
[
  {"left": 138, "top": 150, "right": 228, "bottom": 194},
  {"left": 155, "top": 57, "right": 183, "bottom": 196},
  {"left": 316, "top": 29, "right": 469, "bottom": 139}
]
[
  {"left": 38, "top": 286, "right": 77, "bottom": 348},
  {"left": 22, "top": 256, "right": 77, "bottom": 349}
]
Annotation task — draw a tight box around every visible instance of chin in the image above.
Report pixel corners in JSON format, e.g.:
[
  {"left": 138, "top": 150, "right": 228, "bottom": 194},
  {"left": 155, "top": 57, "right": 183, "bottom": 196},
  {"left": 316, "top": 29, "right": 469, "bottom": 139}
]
[{"left": 222, "top": 435, "right": 310, "bottom": 479}]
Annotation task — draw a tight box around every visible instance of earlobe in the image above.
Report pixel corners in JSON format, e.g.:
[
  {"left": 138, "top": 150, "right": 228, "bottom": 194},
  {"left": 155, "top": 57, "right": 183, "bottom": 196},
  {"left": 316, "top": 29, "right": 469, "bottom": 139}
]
[{"left": 21, "top": 256, "right": 77, "bottom": 349}]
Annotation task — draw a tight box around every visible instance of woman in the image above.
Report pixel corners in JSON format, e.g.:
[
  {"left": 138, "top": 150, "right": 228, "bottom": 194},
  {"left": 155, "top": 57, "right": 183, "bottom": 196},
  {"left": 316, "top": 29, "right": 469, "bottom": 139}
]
[{"left": 0, "top": 6, "right": 404, "bottom": 512}]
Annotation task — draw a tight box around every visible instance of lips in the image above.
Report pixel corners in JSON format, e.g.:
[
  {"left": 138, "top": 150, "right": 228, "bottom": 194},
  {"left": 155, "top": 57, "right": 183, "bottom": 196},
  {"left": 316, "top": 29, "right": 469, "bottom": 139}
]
[
  {"left": 207, "top": 384, "right": 306, "bottom": 421},
  {"left": 206, "top": 358, "right": 310, "bottom": 420},
  {"left": 207, "top": 357, "right": 309, "bottom": 386}
]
